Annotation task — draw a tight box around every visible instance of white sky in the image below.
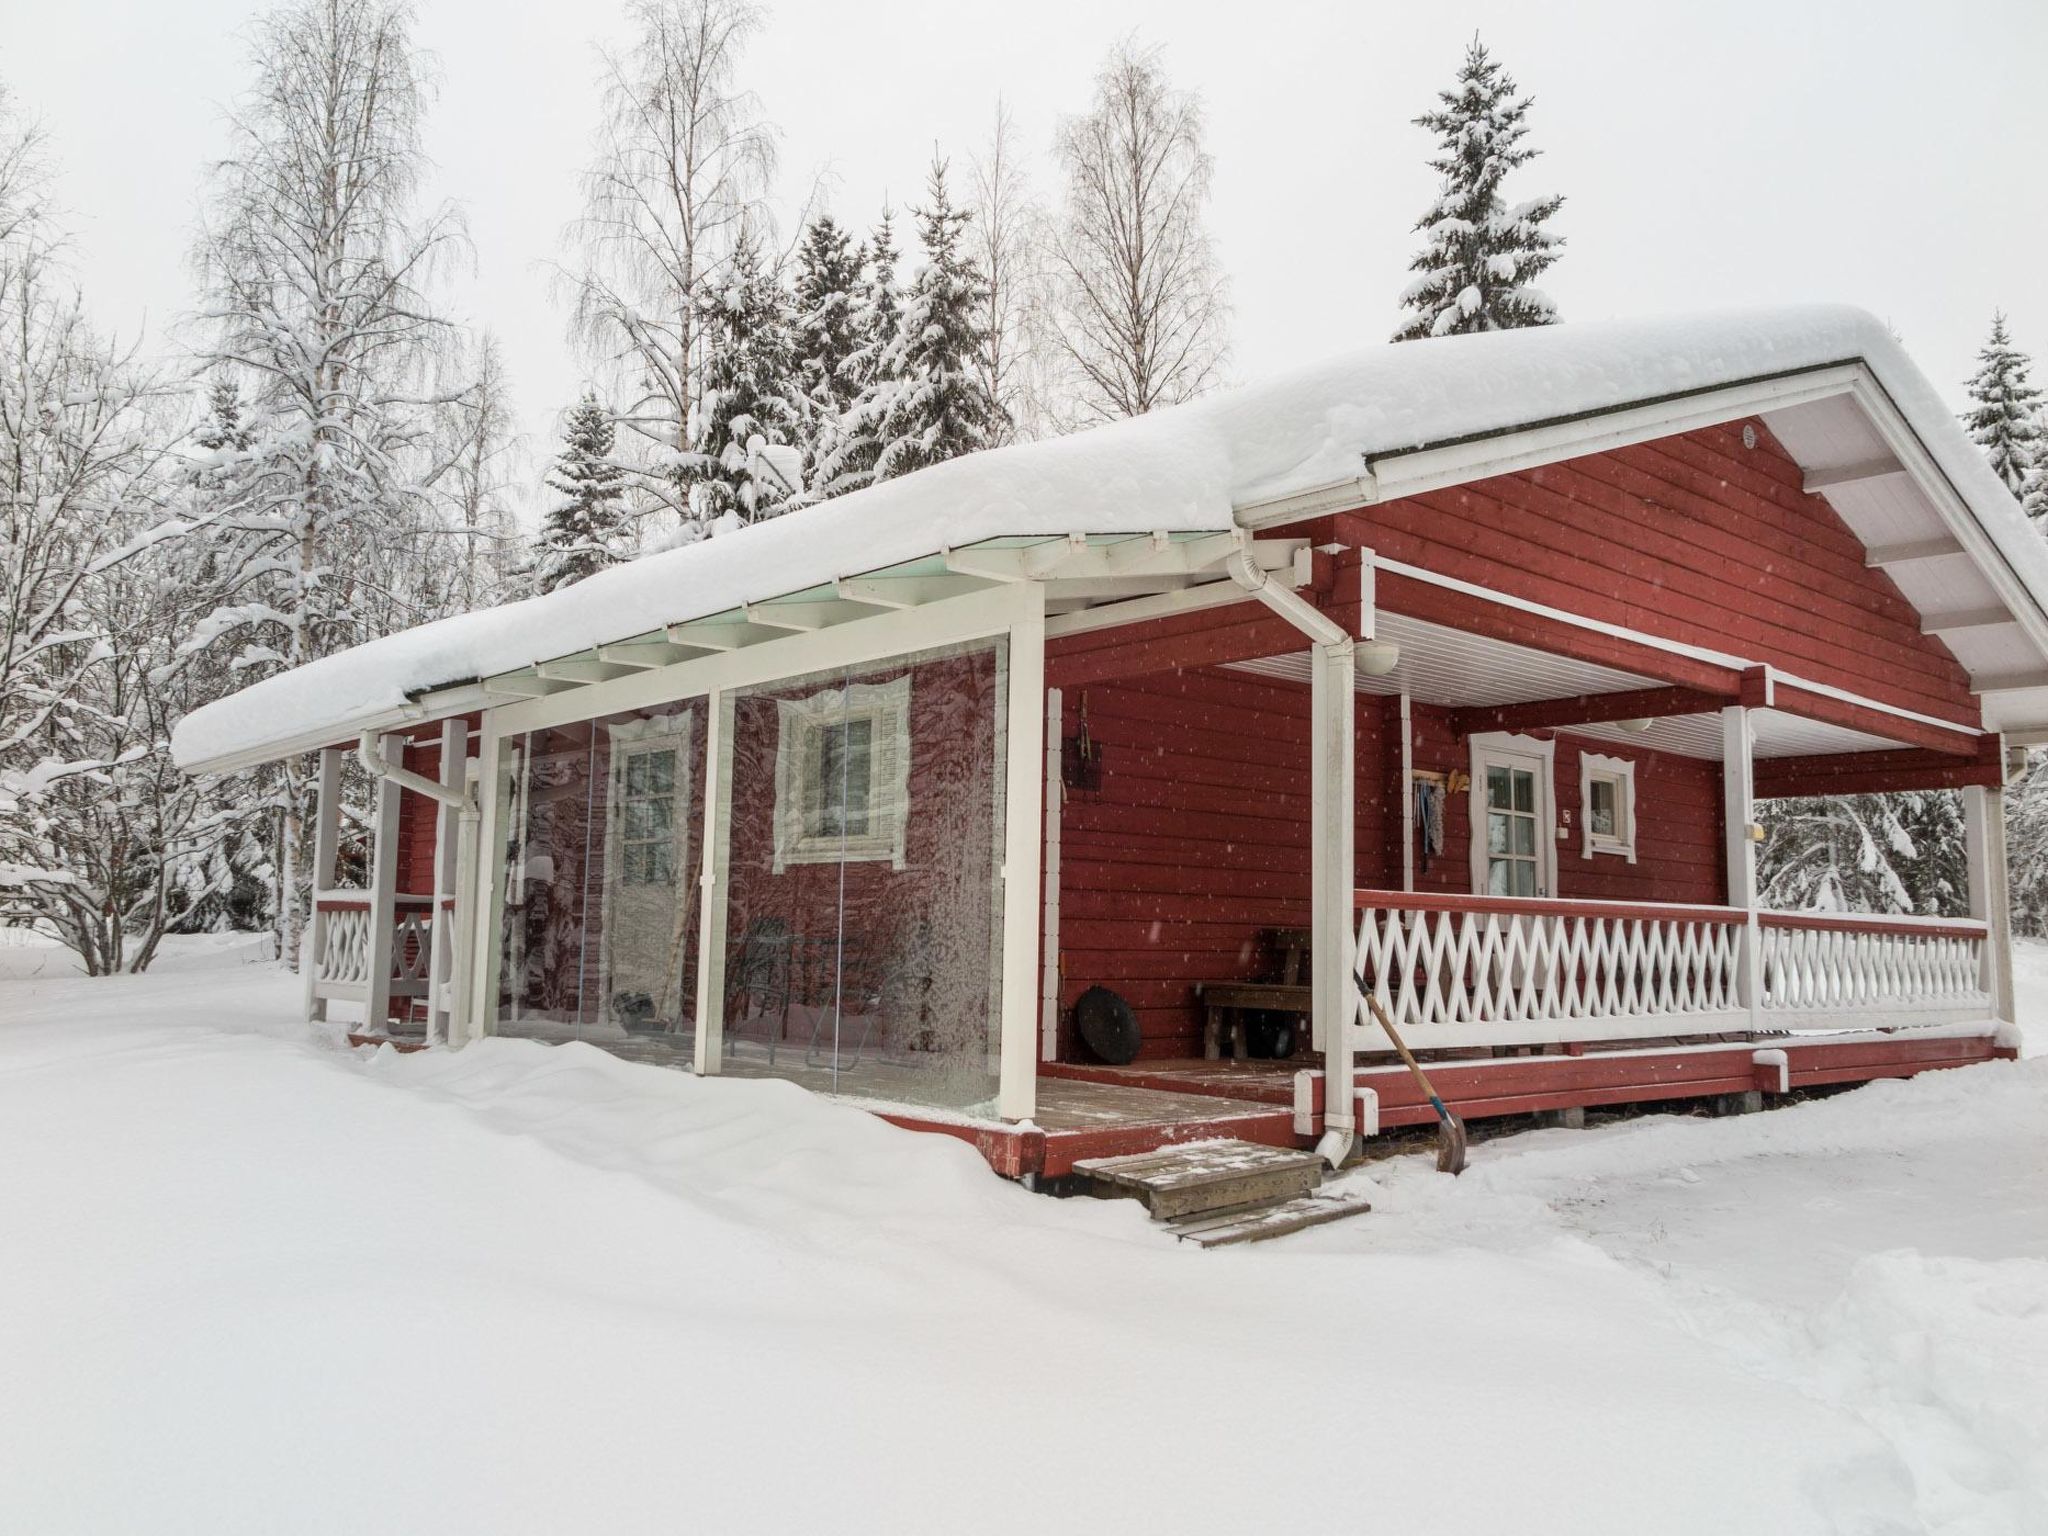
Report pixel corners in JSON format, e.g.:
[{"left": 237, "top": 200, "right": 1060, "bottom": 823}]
[{"left": 8, "top": 0, "right": 2046, "bottom": 524}]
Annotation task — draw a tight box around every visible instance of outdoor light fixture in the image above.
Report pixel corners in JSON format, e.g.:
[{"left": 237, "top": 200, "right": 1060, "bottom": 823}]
[
  {"left": 1357, "top": 640, "right": 1401, "bottom": 676},
  {"left": 1618, "top": 717, "right": 1654, "bottom": 734}
]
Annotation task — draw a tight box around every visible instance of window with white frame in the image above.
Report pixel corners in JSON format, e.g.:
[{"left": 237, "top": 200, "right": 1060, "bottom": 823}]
[
  {"left": 1579, "top": 752, "right": 1637, "bottom": 862},
  {"left": 772, "top": 674, "right": 912, "bottom": 871}
]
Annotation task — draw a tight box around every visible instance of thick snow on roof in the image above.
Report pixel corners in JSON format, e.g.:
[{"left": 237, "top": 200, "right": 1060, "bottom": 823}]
[{"left": 172, "top": 304, "right": 2048, "bottom": 771}]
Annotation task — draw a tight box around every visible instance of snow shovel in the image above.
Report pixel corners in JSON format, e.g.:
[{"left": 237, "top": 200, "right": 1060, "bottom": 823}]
[{"left": 1355, "top": 980, "right": 1468, "bottom": 1175}]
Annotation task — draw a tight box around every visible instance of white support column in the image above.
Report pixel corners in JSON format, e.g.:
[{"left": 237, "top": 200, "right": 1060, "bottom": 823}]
[
  {"left": 302, "top": 746, "right": 343, "bottom": 1024},
  {"left": 363, "top": 733, "right": 404, "bottom": 1033},
  {"left": 464, "top": 724, "right": 504, "bottom": 1046},
  {"left": 1722, "top": 706, "right": 1761, "bottom": 1028},
  {"left": 1963, "top": 780, "right": 2015, "bottom": 1024},
  {"left": 997, "top": 588, "right": 1047, "bottom": 1122},
  {"left": 693, "top": 690, "right": 732, "bottom": 1077},
  {"left": 1313, "top": 637, "right": 1358, "bottom": 1153},
  {"left": 428, "top": 718, "right": 466, "bottom": 1045},
  {"left": 1040, "top": 687, "right": 1064, "bottom": 1064}
]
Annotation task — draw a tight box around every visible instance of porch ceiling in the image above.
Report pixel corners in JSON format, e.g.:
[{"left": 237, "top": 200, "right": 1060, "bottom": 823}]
[{"left": 1230, "top": 611, "right": 1900, "bottom": 762}]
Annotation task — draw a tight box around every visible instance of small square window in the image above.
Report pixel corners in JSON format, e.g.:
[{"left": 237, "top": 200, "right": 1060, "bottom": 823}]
[
  {"left": 1580, "top": 754, "right": 1636, "bottom": 862},
  {"left": 773, "top": 675, "right": 911, "bottom": 871}
]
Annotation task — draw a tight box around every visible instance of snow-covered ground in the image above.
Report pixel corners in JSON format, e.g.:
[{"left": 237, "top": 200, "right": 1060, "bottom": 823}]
[{"left": 3, "top": 936, "right": 2044, "bottom": 1535}]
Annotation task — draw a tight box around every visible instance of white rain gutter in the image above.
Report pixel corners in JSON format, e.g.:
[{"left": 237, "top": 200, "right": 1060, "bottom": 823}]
[
  {"left": 1225, "top": 545, "right": 1361, "bottom": 1166},
  {"left": 357, "top": 732, "right": 483, "bottom": 1047}
]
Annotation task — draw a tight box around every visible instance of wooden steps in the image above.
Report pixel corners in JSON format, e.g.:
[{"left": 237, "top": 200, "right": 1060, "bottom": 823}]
[{"left": 1073, "top": 1139, "right": 1370, "bottom": 1245}]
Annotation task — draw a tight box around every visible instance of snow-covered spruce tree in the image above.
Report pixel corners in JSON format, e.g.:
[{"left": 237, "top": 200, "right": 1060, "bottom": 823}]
[
  {"left": 2003, "top": 753, "right": 2048, "bottom": 937},
  {"left": 811, "top": 207, "right": 903, "bottom": 499},
  {"left": 564, "top": 0, "right": 776, "bottom": 527},
  {"left": 790, "top": 213, "right": 863, "bottom": 488},
  {"left": 1049, "top": 38, "right": 1228, "bottom": 422},
  {"left": 1393, "top": 36, "right": 1564, "bottom": 342},
  {"left": 1961, "top": 313, "right": 2044, "bottom": 508},
  {"left": 1757, "top": 791, "right": 1965, "bottom": 917},
  {"left": 532, "top": 393, "right": 632, "bottom": 592},
  {"left": 182, "top": 0, "right": 469, "bottom": 964},
  {"left": 676, "top": 231, "right": 803, "bottom": 524},
  {"left": 867, "top": 157, "right": 1006, "bottom": 482}
]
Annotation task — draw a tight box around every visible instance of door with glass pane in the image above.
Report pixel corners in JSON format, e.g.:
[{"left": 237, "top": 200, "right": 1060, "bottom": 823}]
[
  {"left": 1476, "top": 746, "right": 1549, "bottom": 898},
  {"left": 601, "top": 718, "right": 695, "bottom": 1034}
]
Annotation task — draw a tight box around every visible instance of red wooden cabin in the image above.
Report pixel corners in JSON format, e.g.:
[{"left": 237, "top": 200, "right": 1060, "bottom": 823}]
[{"left": 174, "top": 308, "right": 2041, "bottom": 1179}]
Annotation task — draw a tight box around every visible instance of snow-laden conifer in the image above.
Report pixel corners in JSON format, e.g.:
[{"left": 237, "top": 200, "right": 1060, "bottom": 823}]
[
  {"left": 1394, "top": 36, "right": 1564, "bottom": 342},
  {"left": 791, "top": 213, "right": 863, "bottom": 487},
  {"left": 867, "top": 158, "right": 1006, "bottom": 482},
  {"left": 1961, "top": 313, "right": 2045, "bottom": 507},
  {"left": 811, "top": 208, "right": 902, "bottom": 499},
  {"left": 676, "top": 232, "right": 803, "bottom": 524},
  {"left": 532, "top": 393, "right": 631, "bottom": 592}
]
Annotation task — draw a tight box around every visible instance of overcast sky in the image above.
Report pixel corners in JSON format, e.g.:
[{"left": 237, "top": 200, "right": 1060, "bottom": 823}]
[{"left": 8, "top": 0, "right": 2046, "bottom": 522}]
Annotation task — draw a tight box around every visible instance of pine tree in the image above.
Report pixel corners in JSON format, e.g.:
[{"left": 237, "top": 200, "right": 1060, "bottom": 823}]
[
  {"left": 868, "top": 158, "right": 1007, "bottom": 482},
  {"left": 1394, "top": 36, "right": 1564, "bottom": 342},
  {"left": 791, "top": 213, "right": 863, "bottom": 486},
  {"left": 676, "top": 232, "right": 803, "bottom": 524},
  {"left": 1758, "top": 791, "right": 1965, "bottom": 916},
  {"left": 1961, "top": 313, "right": 2044, "bottom": 504},
  {"left": 813, "top": 207, "right": 902, "bottom": 498},
  {"left": 532, "top": 393, "right": 631, "bottom": 593}
]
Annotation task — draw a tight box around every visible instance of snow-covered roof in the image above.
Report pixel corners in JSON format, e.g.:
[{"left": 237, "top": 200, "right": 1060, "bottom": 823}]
[{"left": 172, "top": 304, "right": 2048, "bottom": 772}]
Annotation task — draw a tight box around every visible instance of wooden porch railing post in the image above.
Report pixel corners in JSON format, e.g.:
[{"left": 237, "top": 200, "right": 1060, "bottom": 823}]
[
  {"left": 1963, "top": 779, "right": 2015, "bottom": 1024},
  {"left": 363, "top": 733, "right": 403, "bottom": 1034},
  {"left": 303, "top": 745, "right": 343, "bottom": 1024},
  {"left": 997, "top": 585, "right": 1047, "bottom": 1123},
  {"left": 1721, "top": 706, "right": 1761, "bottom": 1030}
]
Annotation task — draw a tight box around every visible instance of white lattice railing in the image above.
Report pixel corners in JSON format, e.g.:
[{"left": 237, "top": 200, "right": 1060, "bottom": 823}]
[
  {"left": 1353, "top": 891, "right": 1748, "bottom": 1048},
  {"left": 391, "top": 901, "right": 435, "bottom": 998},
  {"left": 1759, "top": 912, "right": 1989, "bottom": 1024},
  {"left": 309, "top": 895, "right": 372, "bottom": 1000}
]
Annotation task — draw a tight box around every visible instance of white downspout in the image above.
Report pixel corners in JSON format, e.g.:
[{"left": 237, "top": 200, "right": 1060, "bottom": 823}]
[
  {"left": 1226, "top": 548, "right": 1360, "bottom": 1167},
  {"left": 358, "top": 732, "right": 482, "bottom": 1047}
]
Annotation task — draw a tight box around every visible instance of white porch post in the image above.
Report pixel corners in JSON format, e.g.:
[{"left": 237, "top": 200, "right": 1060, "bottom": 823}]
[
  {"left": 693, "top": 690, "right": 732, "bottom": 1077},
  {"left": 997, "top": 587, "right": 1047, "bottom": 1122},
  {"left": 428, "top": 718, "right": 466, "bottom": 1045},
  {"left": 1313, "top": 635, "right": 1358, "bottom": 1153},
  {"left": 462, "top": 724, "right": 503, "bottom": 1046},
  {"left": 1722, "top": 706, "right": 1761, "bottom": 1028},
  {"left": 363, "top": 733, "right": 404, "bottom": 1033},
  {"left": 302, "top": 745, "right": 343, "bottom": 1024},
  {"left": 1963, "top": 779, "right": 2015, "bottom": 1024}
]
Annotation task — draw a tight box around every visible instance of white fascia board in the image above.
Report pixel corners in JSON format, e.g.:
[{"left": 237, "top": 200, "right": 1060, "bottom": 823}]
[
  {"left": 177, "top": 682, "right": 499, "bottom": 777},
  {"left": 1235, "top": 366, "right": 1866, "bottom": 529}
]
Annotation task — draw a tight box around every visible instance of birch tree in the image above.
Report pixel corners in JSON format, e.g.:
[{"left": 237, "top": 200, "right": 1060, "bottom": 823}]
[
  {"left": 968, "top": 101, "right": 1052, "bottom": 443},
  {"left": 181, "top": 0, "right": 469, "bottom": 964},
  {"left": 1048, "top": 39, "right": 1228, "bottom": 424},
  {"left": 564, "top": 0, "right": 776, "bottom": 518}
]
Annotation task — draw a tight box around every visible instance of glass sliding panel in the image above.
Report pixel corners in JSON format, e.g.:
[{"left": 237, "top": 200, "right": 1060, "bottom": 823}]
[
  {"left": 492, "top": 696, "right": 707, "bottom": 1064},
  {"left": 712, "top": 637, "right": 1007, "bottom": 1117}
]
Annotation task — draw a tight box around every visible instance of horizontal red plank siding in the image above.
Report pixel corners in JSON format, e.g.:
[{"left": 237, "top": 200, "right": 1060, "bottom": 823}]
[{"left": 1325, "top": 419, "right": 1981, "bottom": 729}]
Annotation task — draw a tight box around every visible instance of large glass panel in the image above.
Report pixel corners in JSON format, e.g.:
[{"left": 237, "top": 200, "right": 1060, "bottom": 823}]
[
  {"left": 492, "top": 695, "right": 708, "bottom": 1064},
  {"left": 714, "top": 638, "right": 1007, "bottom": 1117}
]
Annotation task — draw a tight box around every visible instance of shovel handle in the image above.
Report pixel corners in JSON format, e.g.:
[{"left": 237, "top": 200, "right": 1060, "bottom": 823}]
[{"left": 1354, "top": 972, "right": 1453, "bottom": 1118}]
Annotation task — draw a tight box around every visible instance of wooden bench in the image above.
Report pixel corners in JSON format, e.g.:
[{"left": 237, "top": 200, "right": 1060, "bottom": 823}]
[{"left": 1195, "top": 927, "right": 1311, "bottom": 1061}]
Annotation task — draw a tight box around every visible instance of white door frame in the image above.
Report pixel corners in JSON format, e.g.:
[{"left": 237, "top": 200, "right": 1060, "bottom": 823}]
[{"left": 1467, "top": 732, "right": 1558, "bottom": 898}]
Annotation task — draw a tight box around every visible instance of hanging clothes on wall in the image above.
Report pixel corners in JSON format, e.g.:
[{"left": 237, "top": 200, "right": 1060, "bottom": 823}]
[{"left": 1414, "top": 775, "right": 1446, "bottom": 875}]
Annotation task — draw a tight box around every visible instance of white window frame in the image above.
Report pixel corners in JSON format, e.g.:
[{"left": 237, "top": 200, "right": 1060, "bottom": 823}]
[
  {"left": 771, "top": 673, "right": 912, "bottom": 872},
  {"left": 1467, "top": 732, "right": 1557, "bottom": 899},
  {"left": 1579, "top": 751, "right": 1638, "bottom": 863}
]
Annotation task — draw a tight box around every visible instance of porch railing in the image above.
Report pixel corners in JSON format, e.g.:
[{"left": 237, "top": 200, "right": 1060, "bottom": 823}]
[
  {"left": 1351, "top": 890, "right": 1993, "bottom": 1048},
  {"left": 1758, "top": 910, "right": 1990, "bottom": 1026},
  {"left": 306, "top": 891, "right": 450, "bottom": 1025},
  {"left": 1352, "top": 891, "right": 1749, "bottom": 1047}
]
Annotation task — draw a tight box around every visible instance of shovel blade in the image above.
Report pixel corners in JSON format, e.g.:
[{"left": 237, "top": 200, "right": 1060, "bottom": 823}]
[{"left": 1435, "top": 1112, "right": 1469, "bottom": 1176}]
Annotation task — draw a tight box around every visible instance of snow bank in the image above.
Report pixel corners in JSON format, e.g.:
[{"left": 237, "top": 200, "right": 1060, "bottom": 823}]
[
  {"left": 171, "top": 303, "right": 2046, "bottom": 772},
  {"left": 21, "top": 951, "right": 2048, "bottom": 1532}
]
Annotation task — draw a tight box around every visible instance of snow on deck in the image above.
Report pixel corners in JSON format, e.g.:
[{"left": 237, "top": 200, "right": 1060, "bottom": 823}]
[
  {"left": 170, "top": 304, "right": 2048, "bottom": 772},
  {"left": 3, "top": 937, "right": 2046, "bottom": 1532}
]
